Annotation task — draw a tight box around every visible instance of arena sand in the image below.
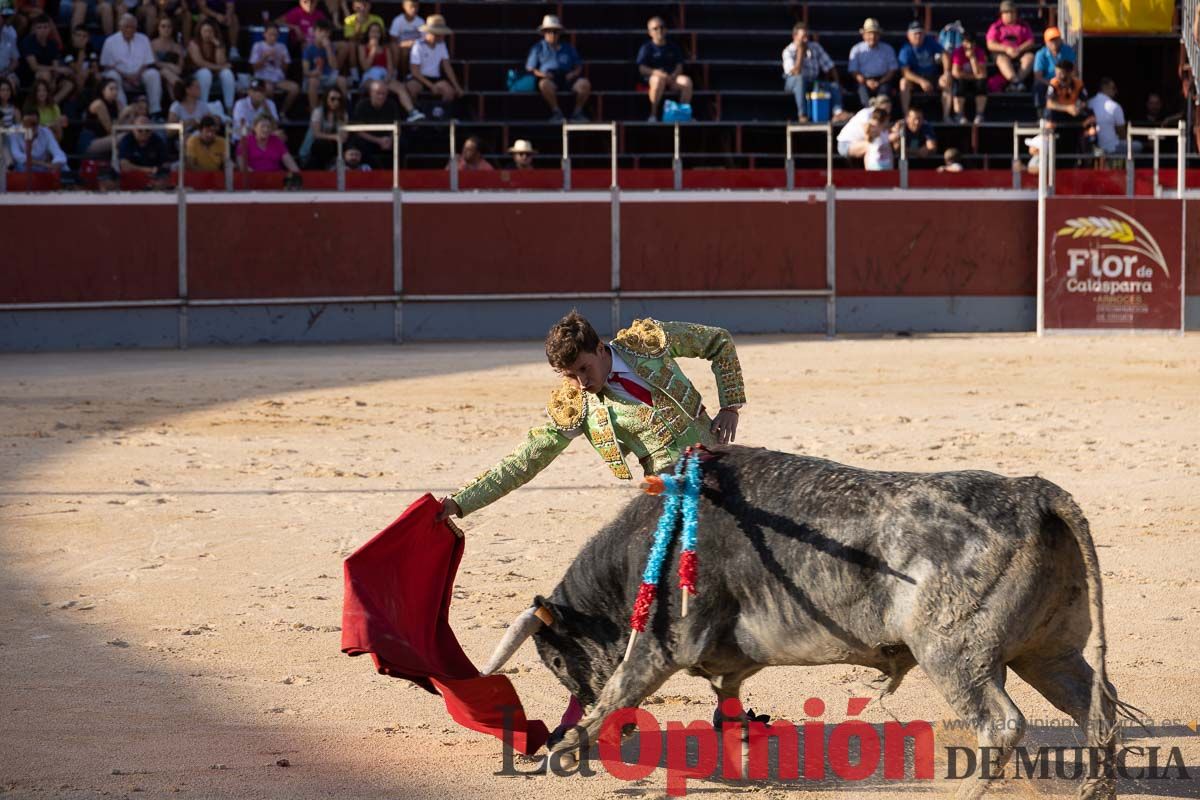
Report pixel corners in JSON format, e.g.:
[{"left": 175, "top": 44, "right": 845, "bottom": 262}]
[{"left": 1, "top": 334, "right": 1197, "bottom": 800}]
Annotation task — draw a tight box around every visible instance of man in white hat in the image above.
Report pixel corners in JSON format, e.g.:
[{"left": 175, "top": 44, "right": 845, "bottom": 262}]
[
  {"left": 405, "top": 13, "right": 461, "bottom": 118},
  {"left": 848, "top": 17, "right": 897, "bottom": 110},
  {"left": 508, "top": 138, "right": 535, "bottom": 169},
  {"left": 525, "top": 14, "right": 589, "bottom": 122}
]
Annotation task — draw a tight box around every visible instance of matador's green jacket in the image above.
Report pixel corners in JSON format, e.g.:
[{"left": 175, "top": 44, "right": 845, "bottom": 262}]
[{"left": 452, "top": 318, "right": 747, "bottom": 517}]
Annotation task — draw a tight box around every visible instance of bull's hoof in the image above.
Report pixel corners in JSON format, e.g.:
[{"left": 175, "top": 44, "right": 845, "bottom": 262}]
[
  {"left": 549, "top": 728, "right": 583, "bottom": 770},
  {"left": 1079, "top": 778, "right": 1116, "bottom": 800},
  {"left": 712, "top": 706, "right": 772, "bottom": 727}
]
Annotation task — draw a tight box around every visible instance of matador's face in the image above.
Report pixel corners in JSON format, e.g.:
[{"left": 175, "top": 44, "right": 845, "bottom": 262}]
[{"left": 558, "top": 343, "right": 613, "bottom": 395}]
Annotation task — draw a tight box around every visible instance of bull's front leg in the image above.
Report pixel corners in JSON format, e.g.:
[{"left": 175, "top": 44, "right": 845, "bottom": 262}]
[{"left": 550, "top": 652, "right": 676, "bottom": 767}]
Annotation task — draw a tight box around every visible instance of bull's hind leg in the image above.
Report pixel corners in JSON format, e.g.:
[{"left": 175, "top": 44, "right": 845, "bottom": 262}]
[{"left": 1011, "top": 650, "right": 1117, "bottom": 800}]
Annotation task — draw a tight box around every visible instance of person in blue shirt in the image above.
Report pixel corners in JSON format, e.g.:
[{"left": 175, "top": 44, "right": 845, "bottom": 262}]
[
  {"left": 1032, "top": 26, "right": 1075, "bottom": 109},
  {"left": 898, "top": 21, "right": 947, "bottom": 119},
  {"left": 525, "top": 14, "right": 589, "bottom": 122},
  {"left": 635, "top": 16, "right": 692, "bottom": 122},
  {"left": 848, "top": 18, "right": 898, "bottom": 109}
]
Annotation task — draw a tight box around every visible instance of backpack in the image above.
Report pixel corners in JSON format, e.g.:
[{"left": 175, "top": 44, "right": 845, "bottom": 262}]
[{"left": 938, "top": 21, "right": 965, "bottom": 53}]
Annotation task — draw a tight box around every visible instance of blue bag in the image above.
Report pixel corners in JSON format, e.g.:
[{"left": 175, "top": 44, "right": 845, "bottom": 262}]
[
  {"left": 662, "top": 100, "right": 693, "bottom": 122},
  {"left": 507, "top": 69, "right": 536, "bottom": 92}
]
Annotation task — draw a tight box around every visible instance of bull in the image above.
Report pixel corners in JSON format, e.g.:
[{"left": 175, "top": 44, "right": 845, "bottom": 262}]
[{"left": 481, "top": 446, "right": 1138, "bottom": 799}]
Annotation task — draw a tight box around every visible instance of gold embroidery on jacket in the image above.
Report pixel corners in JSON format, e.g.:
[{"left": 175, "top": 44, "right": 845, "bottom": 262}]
[
  {"left": 612, "top": 318, "right": 668, "bottom": 357},
  {"left": 547, "top": 378, "right": 585, "bottom": 431}
]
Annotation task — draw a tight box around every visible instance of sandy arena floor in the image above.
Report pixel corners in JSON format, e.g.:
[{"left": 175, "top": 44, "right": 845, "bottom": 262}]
[{"left": 1, "top": 334, "right": 1198, "bottom": 800}]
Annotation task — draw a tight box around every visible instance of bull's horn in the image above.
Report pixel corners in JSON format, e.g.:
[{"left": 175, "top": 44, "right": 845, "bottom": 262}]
[{"left": 480, "top": 607, "right": 544, "bottom": 676}]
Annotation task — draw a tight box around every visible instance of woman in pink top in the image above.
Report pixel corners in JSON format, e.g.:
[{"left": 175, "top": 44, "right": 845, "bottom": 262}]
[
  {"left": 237, "top": 113, "right": 301, "bottom": 173},
  {"left": 950, "top": 35, "right": 988, "bottom": 124}
]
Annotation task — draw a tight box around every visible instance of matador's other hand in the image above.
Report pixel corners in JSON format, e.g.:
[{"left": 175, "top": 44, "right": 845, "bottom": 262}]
[
  {"left": 437, "top": 496, "right": 461, "bottom": 521},
  {"left": 710, "top": 408, "right": 740, "bottom": 444}
]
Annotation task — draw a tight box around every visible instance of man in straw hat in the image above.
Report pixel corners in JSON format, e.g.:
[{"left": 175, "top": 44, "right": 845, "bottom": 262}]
[
  {"left": 405, "top": 12, "right": 461, "bottom": 118},
  {"left": 508, "top": 138, "right": 536, "bottom": 169},
  {"left": 525, "top": 14, "right": 590, "bottom": 122},
  {"left": 848, "top": 17, "right": 898, "bottom": 109}
]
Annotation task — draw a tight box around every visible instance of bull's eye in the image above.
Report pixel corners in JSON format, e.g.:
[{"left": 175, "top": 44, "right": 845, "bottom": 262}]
[{"left": 552, "top": 656, "right": 563, "bottom": 669}]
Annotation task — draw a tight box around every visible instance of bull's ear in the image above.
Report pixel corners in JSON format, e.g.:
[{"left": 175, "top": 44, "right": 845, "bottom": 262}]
[{"left": 532, "top": 595, "right": 556, "bottom": 626}]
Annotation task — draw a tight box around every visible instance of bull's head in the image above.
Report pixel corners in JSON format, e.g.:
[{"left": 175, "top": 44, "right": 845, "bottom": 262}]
[{"left": 480, "top": 594, "right": 624, "bottom": 709}]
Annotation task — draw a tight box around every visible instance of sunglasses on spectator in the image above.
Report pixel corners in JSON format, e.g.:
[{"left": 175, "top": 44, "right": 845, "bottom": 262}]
[{"left": 649, "top": 25, "right": 664, "bottom": 30}]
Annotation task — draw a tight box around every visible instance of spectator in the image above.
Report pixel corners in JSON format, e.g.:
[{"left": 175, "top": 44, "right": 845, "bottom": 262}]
[
  {"left": 143, "top": 0, "right": 189, "bottom": 44},
  {"left": 194, "top": 0, "right": 237, "bottom": 60},
  {"left": 0, "top": 79, "right": 16, "bottom": 127},
  {"left": 60, "top": 0, "right": 114, "bottom": 38},
  {"left": 100, "top": 13, "right": 161, "bottom": 116},
  {"left": 836, "top": 96, "right": 890, "bottom": 159},
  {"left": 405, "top": 14, "right": 461, "bottom": 119},
  {"left": 938, "top": 147, "right": 964, "bottom": 172},
  {"left": 388, "top": 0, "right": 421, "bottom": 63},
  {"left": 781, "top": 22, "right": 848, "bottom": 123},
  {"left": 349, "top": 78, "right": 401, "bottom": 166},
  {"left": 250, "top": 22, "right": 299, "bottom": 117},
  {"left": 278, "top": 0, "right": 327, "bottom": 48},
  {"left": 302, "top": 19, "right": 345, "bottom": 115},
  {"left": 1032, "top": 26, "right": 1074, "bottom": 109},
  {"left": 898, "top": 21, "right": 947, "bottom": 118},
  {"left": 64, "top": 26, "right": 100, "bottom": 96},
  {"left": 893, "top": 106, "right": 937, "bottom": 157},
  {"left": 339, "top": 0, "right": 384, "bottom": 75},
  {"left": 525, "top": 14, "right": 589, "bottom": 122},
  {"left": 636, "top": 16, "right": 691, "bottom": 122},
  {"left": 848, "top": 18, "right": 897, "bottom": 109},
  {"left": 168, "top": 74, "right": 211, "bottom": 134},
  {"left": 19, "top": 14, "right": 74, "bottom": 103},
  {"left": 986, "top": 0, "right": 1034, "bottom": 91},
  {"left": 184, "top": 112, "right": 224, "bottom": 170},
  {"left": 0, "top": 13, "right": 18, "bottom": 91},
  {"left": 187, "top": 19, "right": 234, "bottom": 115},
  {"left": 6, "top": 106, "right": 65, "bottom": 170},
  {"left": 950, "top": 33, "right": 987, "bottom": 124},
  {"left": 447, "top": 134, "right": 491, "bottom": 171},
  {"left": 1138, "top": 93, "right": 1180, "bottom": 127},
  {"left": 24, "top": 77, "right": 61, "bottom": 139},
  {"left": 341, "top": 144, "right": 369, "bottom": 170},
  {"left": 1044, "top": 60, "right": 1093, "bottom": 154},
  {"left": 149, "top": 15, "right": 183, "bottom": 99},
  {"left": 300, "top": 85, "right": 345, "bottom": 167},
  {"left": 13, "top": 0, "right": 57, "bottom": 39},
  {"left": 231, "top": 77, "right": 278, "bottom": 139},
  {"left": 77, "top": 75, "right": 122, "bottom": 154},
  {"left": 237, "top": 112, "right": 300, "bottom": 172},
  {"left": 118, "top": 113, "right": 172, "bottom": 185},
  {"left": 357, "top": 21, "right": 422, "bottom": 117},
  {"left": 1089, "top": 77, "right": 1139, "bottom": 156},
  {"left": 508, "top": 138, "right": 535, "bottom": 169}
]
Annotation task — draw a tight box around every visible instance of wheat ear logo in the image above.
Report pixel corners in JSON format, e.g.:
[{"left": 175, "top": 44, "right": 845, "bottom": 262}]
[{"left": 1056, "top": 206, "right": 1170, "bottom": 278}]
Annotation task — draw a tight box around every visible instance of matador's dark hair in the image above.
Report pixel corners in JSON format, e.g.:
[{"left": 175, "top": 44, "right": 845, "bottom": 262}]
[{"left": 545, "top": 310, "right": 601, "bottom": 370}]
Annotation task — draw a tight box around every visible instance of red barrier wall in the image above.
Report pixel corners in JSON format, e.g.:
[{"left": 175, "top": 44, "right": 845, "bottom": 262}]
[
  {"left": 1188, "top": 203, "right": 1200, "bottom": 293},
  {"left": 836, "top": 200, "right": 1038, "bottom": 296},
  {"left": 0, "top": 204, "right": 177, "bottom": 303},
  {"left": 620, "top": 201, "right": 827, "bottom": 291}
]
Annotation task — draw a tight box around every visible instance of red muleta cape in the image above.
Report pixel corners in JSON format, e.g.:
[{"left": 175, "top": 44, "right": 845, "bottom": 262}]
[{"left": 340, "top": 493, "right": 550, "bottom": 755}]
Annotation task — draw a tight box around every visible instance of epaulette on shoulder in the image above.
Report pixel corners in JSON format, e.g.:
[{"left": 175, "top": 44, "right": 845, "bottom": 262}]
[
  {"left": 612, "top": 318, "right": 668, "bottom": 357},
  {"left": 547, "top": 377, "right": 585, "bottom": 431}
]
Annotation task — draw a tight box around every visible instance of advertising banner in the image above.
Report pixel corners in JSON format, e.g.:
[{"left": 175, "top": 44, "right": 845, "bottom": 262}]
[{"left": 1044, "top": 198, "right": 1184, "bottom": 331}]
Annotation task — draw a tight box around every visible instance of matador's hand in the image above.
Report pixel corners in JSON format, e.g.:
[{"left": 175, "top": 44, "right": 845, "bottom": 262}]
[
  {"left": 710, "top": 407, "right": 740, "bottom": 444},
  {"left": 437, "top": 497, "right": 461, "bottom": 521}
]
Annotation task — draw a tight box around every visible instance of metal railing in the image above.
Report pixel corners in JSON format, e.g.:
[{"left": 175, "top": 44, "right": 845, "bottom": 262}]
[
  {"left": 337, "top": 122, "right": 400, "bottom": 189},
  {"left": 785, "top": 123, "right": 833, "bottom": 189},
  {"left": 1126, "top": 122, "right": 1187, "bottom": 197},
  {"left": 562, "top": 121, "right": 617, "bottom": 190}
]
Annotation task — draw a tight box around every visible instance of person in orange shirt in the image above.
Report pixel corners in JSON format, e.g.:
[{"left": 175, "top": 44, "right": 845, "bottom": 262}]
[{"left": 1044, "top": 60, "right": 1095, "bottom": 155}]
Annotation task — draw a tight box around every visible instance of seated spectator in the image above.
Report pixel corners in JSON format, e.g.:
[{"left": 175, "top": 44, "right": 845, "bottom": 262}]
[
  {"left": 893, "top": 107, "right": 937, "bottom": 157},
  {"left": 13, "top": 0, "right": 56, "bottom": 40},
  {"left": 836, "top": 97, "right": 890, "bottom": 159},
  {"left": 0, "top": 79, "right": 17, "bottom": 127},
  {"left": 356, "top": 21, "right": 422, "bottom": 120},
  {"left": 339, "top": 0, "right": 384, "bottom": 75},
  {"left": 526, "top": 14, "right": 589, "bottom": 122},
  {"left": 187, "top": 19, "right": 234, "bottom": 115},
  {"left": 194, "top": 0, "right": 237, "bottom": 60},
  {"left": 168, "top": 75, "right": 213, "bottom": 135},
  {"left": 300, "top": 85, "right": 345, "bottom": 167},
  {"left": 781, "top": 22, "right": 848, "bottom": 123},
  {"left": 184, "top": 113, "right": 225, "bottom": 170},
  {"left": 302, "top": 19, "right": 346, "bottom": 113},
  {"left": 19, "top": 14, "right": 74, "bottom": 104},
  {"left": 898, "top": 21, "right": 947, "bottom": 118},
  {"left": 64, "top": 25, "right": 100, "bottom": 96},
  {"left": 508, "top": 138, "right": 535, "bottom": 169},
  {"left": 24, "top": 77, "right": 61, "bottom": 139},
  {"left": 447, "top": 134, "right": 491, "bottom": 171},
  {"left": 938, "top": 147, "right": 964, "bottom": 172},
  {"left": 237, "top": 112, "right": 300, "bottom": 172},
  {"left": 142, "top": 0, "right": 190, "bottom": 45},
  {"left": 1033, "top": 26, "right": 1074, "bottom": 109},
  {"left": 250, "top": 22, "right": 299, "bottom": 117},
  {"left": 6, "top": 106, "right": 65, "bottom": 170},
  {"left": 849, "top": 18, "right": 897, "bottom": 109},
  {"left": 1138, "top": 92, "right": 1180, "bottom": 127},
  {"left": 950, "top": 33, "right": 987, "bottom": 124},
  {"left": 278, "top": 0, "right": 327, "bottom": 48},
  {"left": 101, "top": 13, "right": 161, "bottom": 116},
  {"left": 341, "top": 144, "right": 369, "bottom": 170},
  {"left": 231, "top": 77, "right": 278, "bottom": 139},
  {"left": 1044, "top": 60, "right": 1094, "bottom": 154},
  {"left": 60, "top": 0, "right": 114, "bottom": 37},
  {"left": 1089, "top": 77, "right": 1140, "bottom": 156},
  {"left": 151, "top": 20, "right": 187, "bottom": 100},
  {"left": 118, "top": 113, "right": 172, "bottom": 185},
  {"left": 986, "top": 1, "right": 1034, "bottom": 91},
  {"left": 388, "top": 0, "right": 421, "bottom": 63},
  {"left": 350, "top": 78, "right": 401, "bottom": 166},
  {"left": 637, "top": 16, "right": 691, "bottom": 122},
  {"left": 0, "top": 14, "right": 19, "bottom": 92},
  {"left": 78, "top": 75, "right": 122, "bottom": 154},
  {"left": 405, "top": 14, "right": 461, "bottom": 119}
]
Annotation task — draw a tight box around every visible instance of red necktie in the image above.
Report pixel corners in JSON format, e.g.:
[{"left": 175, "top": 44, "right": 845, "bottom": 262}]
[{"left": 609, "top": 373, "right": 653, "bottom": 406}]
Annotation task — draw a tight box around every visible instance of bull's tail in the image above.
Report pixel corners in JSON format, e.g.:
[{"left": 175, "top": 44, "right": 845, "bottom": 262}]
[{"left": 1040, "top": 481, "right": 1146, "bottom": 746}]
